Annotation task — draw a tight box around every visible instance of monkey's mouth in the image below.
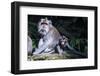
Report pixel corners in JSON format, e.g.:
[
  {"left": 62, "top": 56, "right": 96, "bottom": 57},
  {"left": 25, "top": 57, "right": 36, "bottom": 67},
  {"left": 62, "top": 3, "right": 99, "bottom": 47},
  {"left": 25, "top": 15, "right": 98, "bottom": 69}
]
[{"left": 41, "top": 22, "right": 48, "bottom": 25}]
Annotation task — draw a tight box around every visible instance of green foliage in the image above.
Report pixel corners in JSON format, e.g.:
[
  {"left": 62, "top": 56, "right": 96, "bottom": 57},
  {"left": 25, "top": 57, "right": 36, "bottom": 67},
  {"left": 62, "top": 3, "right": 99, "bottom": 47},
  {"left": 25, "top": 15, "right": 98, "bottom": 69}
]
[
  {"left": 69, "top": 38, "right": 87, "bottom": 53},
  {"left": 32, "top": 39, "right": 36, "bottom": 48},
  {"left": 28, "top": 22, "right": 39, "bottom": 48}
]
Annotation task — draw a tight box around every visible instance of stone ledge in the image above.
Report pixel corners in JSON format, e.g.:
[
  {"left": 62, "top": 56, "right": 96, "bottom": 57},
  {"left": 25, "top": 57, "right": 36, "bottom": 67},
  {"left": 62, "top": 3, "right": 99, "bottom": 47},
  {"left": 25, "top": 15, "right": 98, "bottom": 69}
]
[{"left": 28, "top": 53, "right": 71, "bottom": 61}]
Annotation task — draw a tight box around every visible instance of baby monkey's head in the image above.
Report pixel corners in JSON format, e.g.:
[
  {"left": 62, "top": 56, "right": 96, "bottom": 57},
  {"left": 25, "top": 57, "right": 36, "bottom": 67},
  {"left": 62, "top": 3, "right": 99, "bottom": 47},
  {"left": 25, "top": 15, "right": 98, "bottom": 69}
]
[{"left": 59, "top": 36, "right": 69, "bottom": 47}]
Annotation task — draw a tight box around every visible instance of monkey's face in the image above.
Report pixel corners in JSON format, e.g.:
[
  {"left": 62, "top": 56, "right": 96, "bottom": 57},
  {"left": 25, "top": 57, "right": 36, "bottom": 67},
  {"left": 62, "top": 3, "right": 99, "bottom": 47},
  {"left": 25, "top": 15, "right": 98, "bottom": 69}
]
[
  {"left": 60, "top": 36, "right": 68, "bottom": 47},
  {"left": 38, "top": 18, "right": 52, "bottom": 36}
]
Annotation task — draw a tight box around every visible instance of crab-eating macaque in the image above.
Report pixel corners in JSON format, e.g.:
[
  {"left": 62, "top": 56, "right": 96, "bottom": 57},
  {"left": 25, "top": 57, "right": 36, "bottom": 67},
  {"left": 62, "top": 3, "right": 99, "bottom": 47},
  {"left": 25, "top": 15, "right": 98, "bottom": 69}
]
[
  {"left": 33, "top": 18, "right": 63, "bottom": 55},
  {"left": 59, "top": 35, "right": 86, "bottom": 57}
]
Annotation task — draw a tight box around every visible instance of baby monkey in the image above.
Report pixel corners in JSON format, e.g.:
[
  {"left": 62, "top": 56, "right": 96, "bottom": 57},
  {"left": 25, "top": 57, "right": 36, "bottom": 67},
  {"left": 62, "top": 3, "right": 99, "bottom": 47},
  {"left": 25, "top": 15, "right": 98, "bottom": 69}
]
[{"left": 59, "top": 35, "right": 86, "bottom": 57}]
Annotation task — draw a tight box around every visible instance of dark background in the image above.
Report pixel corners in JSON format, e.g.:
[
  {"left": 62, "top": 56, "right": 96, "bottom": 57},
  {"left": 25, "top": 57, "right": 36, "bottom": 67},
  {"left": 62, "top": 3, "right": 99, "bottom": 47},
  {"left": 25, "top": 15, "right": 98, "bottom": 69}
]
[{"left": 28, "top": 15, "right": 88, "bottom": 57}]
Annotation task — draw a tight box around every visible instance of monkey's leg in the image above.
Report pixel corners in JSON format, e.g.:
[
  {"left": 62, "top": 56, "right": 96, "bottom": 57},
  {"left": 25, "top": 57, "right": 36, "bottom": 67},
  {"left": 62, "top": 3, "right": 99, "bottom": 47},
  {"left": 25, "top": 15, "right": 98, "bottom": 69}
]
[
  {"left": 33, "top": 42, "right": 49, "bottom": 55},
  {"left": 42, "top": 48, "right": 55, "bottom": 54},
  {"left": 33, "top": 38, "right": 44, "bottom": 55},
  {"left": 56, "top": 45, "right": 64, "bottom": 55}
]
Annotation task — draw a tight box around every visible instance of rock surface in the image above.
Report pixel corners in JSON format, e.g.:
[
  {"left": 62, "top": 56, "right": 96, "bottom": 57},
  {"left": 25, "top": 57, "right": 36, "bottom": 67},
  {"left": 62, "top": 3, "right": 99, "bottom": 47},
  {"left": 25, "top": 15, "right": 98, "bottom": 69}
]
[{"left": 27, "top": 52, "right": 79, "bottom": 61}]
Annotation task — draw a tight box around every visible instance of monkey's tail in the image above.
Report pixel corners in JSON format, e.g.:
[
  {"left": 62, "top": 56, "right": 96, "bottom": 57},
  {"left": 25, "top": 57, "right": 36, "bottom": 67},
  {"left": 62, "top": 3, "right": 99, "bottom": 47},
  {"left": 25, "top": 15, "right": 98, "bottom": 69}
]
[{"left": 66, "top": 43, "right": 87, "bottom": 57}]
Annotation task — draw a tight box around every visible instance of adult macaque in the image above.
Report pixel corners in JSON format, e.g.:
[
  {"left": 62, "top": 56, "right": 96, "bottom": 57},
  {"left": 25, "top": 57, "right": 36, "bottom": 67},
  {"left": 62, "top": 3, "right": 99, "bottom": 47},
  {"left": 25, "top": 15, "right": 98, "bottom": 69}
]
[{"left": 33, "top": 18, "right": 63, "bottom": 55}]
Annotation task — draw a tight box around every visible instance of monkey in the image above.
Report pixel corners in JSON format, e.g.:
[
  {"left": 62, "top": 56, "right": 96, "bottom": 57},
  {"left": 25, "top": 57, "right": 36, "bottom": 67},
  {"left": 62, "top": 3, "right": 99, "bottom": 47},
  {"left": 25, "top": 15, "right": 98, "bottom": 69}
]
[
  {"left": 33, "top": 18, "right": 63, "bottom": 55},
  {"left": 59, "top": 35, "right": 86, "bottom": 57},
  {"left": 59, "top": 36, "right": 69, "bottom": 49},
  {"left": 27, "top": 36, "right": 33, "bottom": 55}
]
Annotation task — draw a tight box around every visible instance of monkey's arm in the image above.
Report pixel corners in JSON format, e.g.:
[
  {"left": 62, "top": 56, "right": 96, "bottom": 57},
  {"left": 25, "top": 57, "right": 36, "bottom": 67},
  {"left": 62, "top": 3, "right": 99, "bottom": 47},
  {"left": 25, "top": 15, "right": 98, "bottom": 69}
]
[
  {"left": 38, "top": 38, "right": 44, "bottom": 48},
  {"left": 33, "top": 39, "right": 52, "bottom": 55},
  {"left": 56, "top": 45, "right": 63, "bottom": 55}
]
